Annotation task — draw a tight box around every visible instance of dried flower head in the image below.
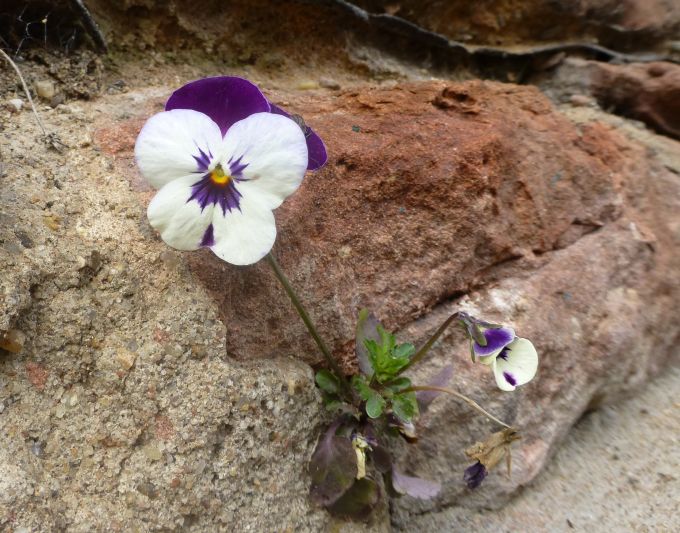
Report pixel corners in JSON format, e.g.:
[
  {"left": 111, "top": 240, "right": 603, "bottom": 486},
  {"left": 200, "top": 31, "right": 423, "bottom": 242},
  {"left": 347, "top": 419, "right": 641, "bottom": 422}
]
[{"left": 464, "top": 427, "right": 521, "bottom": 489}]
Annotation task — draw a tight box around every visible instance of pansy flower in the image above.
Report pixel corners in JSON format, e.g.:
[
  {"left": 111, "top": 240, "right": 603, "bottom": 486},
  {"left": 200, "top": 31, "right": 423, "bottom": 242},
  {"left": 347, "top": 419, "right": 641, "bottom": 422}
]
[
  {"left": 135, "top": 76, "right": 327, "bottom": 265},
  {"left": 472, "top": 326, "right": 538, "bottom": 391},
  {"left": 458, "top": 312, "right": 538, "bottom": 391}
]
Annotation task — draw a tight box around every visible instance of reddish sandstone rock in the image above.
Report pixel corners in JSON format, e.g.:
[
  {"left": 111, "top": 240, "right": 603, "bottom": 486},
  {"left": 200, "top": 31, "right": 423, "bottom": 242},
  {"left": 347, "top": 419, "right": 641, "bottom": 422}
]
[
  {"left": 186, "top": 81, "right": 622, "bottom": 366},
  {"left": 590, "top": 61, "right": 680, "bottom": 140},
  {"left": 537, "top": 58, "right": 680, "bottom": 139},
  {"left": 354, "top": 0, "right": 680, "bottom": 49},
  {"left": 391, "top": 114, "right": 680, "bottom": 519}
]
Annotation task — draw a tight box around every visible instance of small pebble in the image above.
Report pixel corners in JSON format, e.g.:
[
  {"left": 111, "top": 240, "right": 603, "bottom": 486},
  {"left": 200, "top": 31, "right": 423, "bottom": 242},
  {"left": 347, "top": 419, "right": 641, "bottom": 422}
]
[
  {"left": 50, "top": 93, "right": 65, "bottom": 108},
  {"left": 66, "top": 391, "right": 79, "bottom": 407},
  {"left": 570, "top": 94, "right": 594, "bottom": 107},
  {"left": 338, "top": 245, "right": 352, "bottom": 258},
  {"left": 319, "top": 77, "right": 341, "bottom": 90},
  {"left": 0, "top": 329, "right": 26, "bottom": 353},
  {"left": 7, "top": 98, "right": 23, "bottom": 113},
  {"left": 31, "top": 440, "right": 44, "bottom": 457},
  {"left": 35, "top": 80, "right": 56, "bottom": 100},
  {"left": 116, "top": 350, "right": 137, "bottom": 370},
  {"left": 43, "top": 215, "right": 61, "bottom": 231}
]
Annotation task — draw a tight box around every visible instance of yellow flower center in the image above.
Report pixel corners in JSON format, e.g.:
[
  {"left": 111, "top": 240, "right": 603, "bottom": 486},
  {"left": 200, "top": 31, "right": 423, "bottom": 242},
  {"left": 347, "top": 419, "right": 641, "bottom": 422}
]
[{"left": 210, "top": 165, "right": 231, "bottom": 186}]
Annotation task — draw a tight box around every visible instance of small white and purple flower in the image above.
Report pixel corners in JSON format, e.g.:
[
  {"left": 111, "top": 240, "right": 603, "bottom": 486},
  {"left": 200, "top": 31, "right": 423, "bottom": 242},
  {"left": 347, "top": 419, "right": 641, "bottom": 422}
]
[
  {"left": 473, "top": 326, "right": 538, "bottom": 392},
  {"left": 135, "top": 76, "right": 327, "bottom": 265}
]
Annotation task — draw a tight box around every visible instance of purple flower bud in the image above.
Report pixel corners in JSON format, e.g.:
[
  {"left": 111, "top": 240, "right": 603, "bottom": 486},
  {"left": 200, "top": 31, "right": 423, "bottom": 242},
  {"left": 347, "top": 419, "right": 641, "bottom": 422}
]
[{"left": 463, "top": 461, "right": 487, "bottom": 490}]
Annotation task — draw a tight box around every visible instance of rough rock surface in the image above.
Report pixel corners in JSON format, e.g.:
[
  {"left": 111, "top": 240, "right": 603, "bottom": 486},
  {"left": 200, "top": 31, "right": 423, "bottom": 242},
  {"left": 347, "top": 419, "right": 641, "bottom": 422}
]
[
  {"left": 100, "top": 80, "right": 675, "bottom": 373},
  {"left": 0, "top": 91, "right": 389, "bottom": 532},
  {"left": 537, "top": 58, "right": 680, "bottom": 139},
  {"left": 3, "top": 71, "right": 678, "bottom": 530},
  {"left": 383, "top": 97, "right": 680, "bottom": 522},
  {"left": 354, "top": 0, "right": 680, "bottom": 50}
]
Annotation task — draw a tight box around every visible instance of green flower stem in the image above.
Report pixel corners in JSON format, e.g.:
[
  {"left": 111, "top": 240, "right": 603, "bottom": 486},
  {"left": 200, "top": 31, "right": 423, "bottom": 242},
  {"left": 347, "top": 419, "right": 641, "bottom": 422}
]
[
  {"left": 402, "top": 312, "right": 462, "bottom": 372},
  {"left": 406, "top": 385, "right": 511, "bottom": 428},
  {"left": 266, "top": 253, "right": 348, "bottom": 388}
]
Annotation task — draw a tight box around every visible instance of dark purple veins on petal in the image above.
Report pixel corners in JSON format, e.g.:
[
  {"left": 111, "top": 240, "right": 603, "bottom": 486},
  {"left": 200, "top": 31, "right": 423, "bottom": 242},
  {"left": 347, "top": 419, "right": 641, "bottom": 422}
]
[
  {"left": 188, "top": 175, "right": 243, "bottom": 215},
  {"left": 503, "top": 372, "right": 517, "bottom": 386},
  {"left": 269, "top": 103, "right": 328, "bottom": 171},
  {"left": 229, "top": 154, "right": 248, "bottom": 176},
  {"left": 193, "top": 145, "right": 213, "bottom": 172},
  {"left": 166, "top": 76, "right": 270, "bottom": 136},
  {"left": 473, "top": 327, "right": 515, "bottom": 357},
  {"left": 464, "top": 461, "right": 487, "bottom": 490},
  {"left": 200, "top": 224, "right": 215, "bottom": 247}
]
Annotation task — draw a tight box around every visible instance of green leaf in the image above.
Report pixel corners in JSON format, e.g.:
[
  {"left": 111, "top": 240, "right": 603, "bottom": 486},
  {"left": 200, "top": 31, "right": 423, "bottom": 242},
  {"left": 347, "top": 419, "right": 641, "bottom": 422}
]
[
  {"left": 364, "top": 339, "right": 381, "bottom": 372},
  {"left": 309, "top": 422, "right": 358, "bottom": 507},
  {"left": 385, "top": 377, "right": 412, "bottom": 393},
  {"left": 322, "top": 392, "right": 342, "bottom": 412},
  {"left": 352, "top": 375, "right": 386, "bottom": 419},
  {"left": 327, "top": 478, "right": 380, "bottom": 520},
  {"left": 359, "top": 321, "right": 416, "bottom": 383},
  {"left": 378, "top": 326, "right": 396, "bottom": 354},
  {"left": 393, "top": 343, "right": 415, "bottom": 359},
  {"left": 315, "top": 369, "right": 342, "bottom": 394},
  {"left": 351, "top": 375, "right": 373, "bottom": 401},
  {"left": 392, "top": 391, "right": 419, "bottom": 424},
  {"left": 322, "top": 398, "right": 361, "bottom": 419},
  {"left": 365, "top": 393, "right": 386, "bottom": 418},
  {"left": 370, "top": 332, "right": 412, "bottom": 382},
  {"left": 355, "top": 309, "right": 382, "bottom": 376}
]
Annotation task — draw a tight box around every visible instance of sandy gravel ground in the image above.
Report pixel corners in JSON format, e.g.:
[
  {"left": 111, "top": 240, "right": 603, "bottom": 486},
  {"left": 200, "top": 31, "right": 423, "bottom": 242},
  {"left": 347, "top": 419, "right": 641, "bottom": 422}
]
[{"left": 404, "top": 365, "right": 680, "bottom": 532}]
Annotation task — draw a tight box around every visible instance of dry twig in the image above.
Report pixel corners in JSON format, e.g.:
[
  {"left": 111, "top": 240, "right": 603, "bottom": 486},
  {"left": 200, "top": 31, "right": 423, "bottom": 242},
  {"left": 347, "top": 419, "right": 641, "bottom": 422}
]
[{"left": 0, "top": 47, "right": 66, "bottom": 152}]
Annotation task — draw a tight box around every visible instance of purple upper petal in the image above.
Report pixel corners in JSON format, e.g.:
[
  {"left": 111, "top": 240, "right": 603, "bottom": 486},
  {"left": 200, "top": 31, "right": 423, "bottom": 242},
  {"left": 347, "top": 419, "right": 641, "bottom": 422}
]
[
  {"left": 269, "top": 103, "right": 328, "bottom": 171},
  {"left": 165, "top": 76, "right": 270, "bottom": 136},
  {"left": 473, "top": 327, "right": 515, "bottom": 357}
]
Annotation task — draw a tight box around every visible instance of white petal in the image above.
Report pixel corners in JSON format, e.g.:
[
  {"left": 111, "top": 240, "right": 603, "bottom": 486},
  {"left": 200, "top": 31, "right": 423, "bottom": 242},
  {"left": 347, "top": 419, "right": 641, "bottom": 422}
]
[
  {"left": 209, "top": 188, "right": 276, "bottom": 265},
  {"left": 135, "top": 109, "right": 222, "bottom": 189},
  {"left": 220, "top": 113, "right": 308, "bottom": 210},
  {"left": 147, "top": 175, "right": 214, "bottom": 250},
  {"left": 492, "top": 338, "right": 538, "bottom": 391}
]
